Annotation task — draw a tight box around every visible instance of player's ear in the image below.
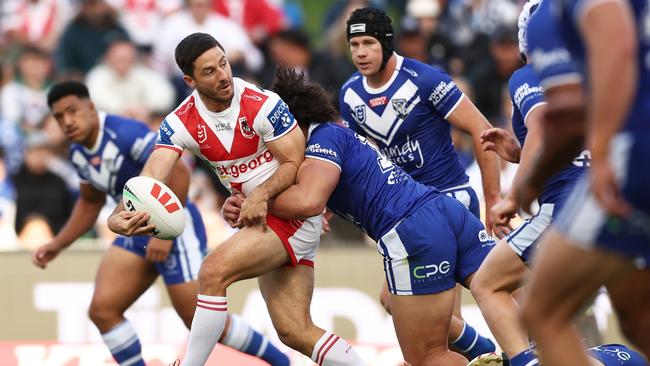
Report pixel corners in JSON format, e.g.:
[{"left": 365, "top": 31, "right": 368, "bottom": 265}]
[{"left": 183, "top": 75, "right": 196, "bottom": 89}]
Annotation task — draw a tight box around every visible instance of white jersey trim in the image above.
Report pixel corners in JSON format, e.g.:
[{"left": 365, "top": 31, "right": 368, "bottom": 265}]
[
  {"left": 306, "top": 156, "right": 342, "bottom": 171},
  {"left": 264, "top": 119, "right": 298, "bottom": 142},
  {"left": 523, "top": 101, "right": 548, "bottom": 126},
  {"left": 362, "top": 53, "right": 403, "bottom": 94},
  {"left": 443, "top": 93, "right": 465, "bottom": 119},
  {"left": 539, "top": 72, "right": 583, "bottom": 91},
  {"left": 84, "top": 111, "right": 107, "bottom": 154}
]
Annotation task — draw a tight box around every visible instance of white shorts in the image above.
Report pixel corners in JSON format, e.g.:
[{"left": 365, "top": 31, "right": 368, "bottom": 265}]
[
  {"left": 507, "top": 203, "right": 555, "bottom": 262},
  {"left": 267, "top": 214, "right": 321, "bottom": 267}
]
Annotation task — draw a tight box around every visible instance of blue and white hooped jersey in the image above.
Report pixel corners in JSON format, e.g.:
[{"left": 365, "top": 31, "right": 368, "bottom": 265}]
[
  {"left": 69, "top": 113, "right": 156, "bottom": 202},
  {"left": 509, "top": 64, "right": 588, "bottom": 204},
  {"left": 305, "top": 122, "right": 439, "bottom": 241},
  {"left": 550, "top": 0, "right": 650, "bottom": 134},
  {"left": 339, "top": 54, "right": 468, "bottom": 190}
]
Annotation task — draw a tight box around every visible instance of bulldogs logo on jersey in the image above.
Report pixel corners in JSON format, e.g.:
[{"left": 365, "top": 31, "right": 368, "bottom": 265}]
[
  {"left": 353, "top": 105, "right": 366, "bottom": 125},
  {"left": 239, "top": 117, "right": 255, "bottom": 139},
  {"left": 392, "top": 99, "right": 409, "bottom": 119}
]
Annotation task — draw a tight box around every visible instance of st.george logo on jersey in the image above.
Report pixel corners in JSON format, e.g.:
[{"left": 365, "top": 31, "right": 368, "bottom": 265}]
[{"left": 239, "top": 117, "right": 255, "bottom": 139}]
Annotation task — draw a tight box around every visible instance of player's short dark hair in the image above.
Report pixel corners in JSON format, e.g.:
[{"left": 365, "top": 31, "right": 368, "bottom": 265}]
[
  {"left": 272, "top": 29, "right": 311, "bottom": 51},
  {"left": 47, "top": 81, "right": 90, "bottom": 108},
  {"left": 175, "top": 32, "right": 225, "bottom": 77},
  {"left": 271, "top": 66, "right": 337, "bottom": 129}
]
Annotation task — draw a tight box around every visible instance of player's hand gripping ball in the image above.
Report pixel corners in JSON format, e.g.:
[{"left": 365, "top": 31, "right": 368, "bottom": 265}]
[{"left": 123, "top": 176, "right": 185, "bottom": 239}]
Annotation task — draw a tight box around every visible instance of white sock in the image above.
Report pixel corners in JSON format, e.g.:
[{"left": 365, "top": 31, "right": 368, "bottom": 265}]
[
  {"left": 311, "top": 331, "right": 365, "bottom": 366},
  {"left": 181, "top": 294, "right": 228, "bottom": 366}
]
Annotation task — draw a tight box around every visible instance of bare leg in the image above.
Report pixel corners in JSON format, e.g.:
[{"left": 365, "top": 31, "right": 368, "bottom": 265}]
[
  {"left": 89, "top": 245, "right": 158, "bottom": 332},
  {"left": 469, "top": 239, "right": 530, "bottom": 357},
  {"left": 390, "top": 287, "right": 468, "bottom": 366},
  {"left": 521, "top": 230, "right": 630, "bottom": 366}
]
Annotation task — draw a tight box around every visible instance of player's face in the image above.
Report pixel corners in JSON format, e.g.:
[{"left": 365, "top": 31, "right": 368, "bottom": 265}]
[
  {"left": 51, "top": 95, "right": 98, "bottom": 146},
  {"left": 349, "top": 35, "right": 383, "bottom": 76},
  {"left": 185, "top": 47, "right": 234, "bottom": 109}
]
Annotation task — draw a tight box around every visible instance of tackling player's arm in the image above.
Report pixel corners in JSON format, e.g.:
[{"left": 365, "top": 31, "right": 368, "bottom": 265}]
[
  {"left": 447, "top": 97, "right": 503, "bottom": 236},
  {"left": 32, "top": 183, "right": 106, "bottom": 268},
  {"left": 239, "top": 126, "right": 305, "bottom": 228},
  {"left": 492, "top": 105, "right": 546, "bottom": 225},
  {"left": 269, "top": 158, "right": 340, "bottom": 219},
  {"left": 582, "top": 0, "right": 637, "bottom": 215},
  {"left": 107, "top": 148, "right": 181, "bottom": 236}
]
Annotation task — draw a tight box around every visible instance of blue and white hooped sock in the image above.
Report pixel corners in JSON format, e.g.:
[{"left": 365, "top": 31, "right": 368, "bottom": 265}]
[
  {"left": 101, "top": 320, "right": 145, "bottom": 366},
  {"left": 222, "top": 314, "right": 290, "bottom": 366},
  {"left": 450, "top": 321, "right": 497, "bottom": 359}
]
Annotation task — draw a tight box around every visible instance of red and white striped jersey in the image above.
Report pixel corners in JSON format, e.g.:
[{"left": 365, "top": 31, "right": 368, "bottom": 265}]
[{"left": 155, "top": 77, "right": 297, "bottom": 195}]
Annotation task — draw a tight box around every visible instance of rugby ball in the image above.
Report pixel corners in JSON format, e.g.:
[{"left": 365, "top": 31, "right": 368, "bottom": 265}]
[{"left": 122, "top": 176, "right": 185, "bottom": 239}]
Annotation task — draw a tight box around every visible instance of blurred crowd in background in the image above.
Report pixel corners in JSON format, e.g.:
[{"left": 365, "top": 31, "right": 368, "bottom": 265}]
[{"left": 0, "top": 0, "right": 523, "bottom": 251}]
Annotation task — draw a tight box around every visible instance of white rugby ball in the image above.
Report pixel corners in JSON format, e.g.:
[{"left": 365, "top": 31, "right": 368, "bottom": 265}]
[{"left": 122, "top": 176, "right": 185, "bottom": 239}]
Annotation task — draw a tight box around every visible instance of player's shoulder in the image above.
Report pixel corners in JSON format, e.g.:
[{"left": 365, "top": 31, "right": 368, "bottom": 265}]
[
  {"left": 104, "top": 114, "right": 149, "bottom": 132},
  {"left": 400, "top": 57, "right": 450, "bottom": 84},
  {"left": 509, "top": 65, "right": 541, "bottom": 93},
  {"left": 340, "top": 72, "right": 362, "bottom": 92},
  {"left": 236, "top": 77, "right": 279, "bottom": 107}
]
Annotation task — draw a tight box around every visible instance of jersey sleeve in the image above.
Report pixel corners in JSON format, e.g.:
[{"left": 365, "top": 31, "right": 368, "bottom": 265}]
[
  {"left": 155, "top": 117, "right": 185, "bottom": 154},
  {"left": 254, "top": 93, "right": 297, "bottom": 142},
  {"left": 509, "top": 68, "right": 546, "bottom": 125},
  {"left": 422, "top": 65, "right": 464, "bottom": 119},
  {"left": 527, "top": 0, "right": 583, "bottom": 90},
  {"left": 304, "top": 125, "right": 343, "bottom": 171}
]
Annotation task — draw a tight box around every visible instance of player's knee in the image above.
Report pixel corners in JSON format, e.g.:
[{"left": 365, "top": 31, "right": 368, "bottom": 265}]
[
  {"left": 88, "top": 302, "right": 120, "bottom": 330},
  {"left": 197, "top": 256, "right": 235, "bottom": 291},
  {"left": 468, "top": 271, "right": 491, "bottom": 303}
]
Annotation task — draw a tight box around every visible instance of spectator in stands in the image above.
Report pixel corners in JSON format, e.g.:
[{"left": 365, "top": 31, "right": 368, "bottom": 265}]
[
  {"left": 0, "top": 0, "right": 73, "bottom": 52},
  {"left": 105, "top": 0, "right": 181, "bottom": 52},
  {"left": 258, "top": 29, "right": 353, "bottom": 105},
  {"left": 395, "top": 17, "right": 432, "bottom": 65},
  {"left": 12, "top": 132, "right": 73, "bottom": 239},
  {"left": 322, "top": 0, "right": 370, "bottom": 60},
  {"left": 213, "top": 0, "right": 286, "bottom": 45},
  {"left": 466, "top": 26, "right": 522, "bottom": 122},
  {"left": 86, "top": 39, "right": 175, "bottom": 123},
  {"left": 0, "top": 46, "right": 52, "bottom": 133},
  {"left": 152, "top": 0, "right": 263, "bottom": 77},
  {"left": 55, "top": 0, "right": 129, "bottom": 77}
]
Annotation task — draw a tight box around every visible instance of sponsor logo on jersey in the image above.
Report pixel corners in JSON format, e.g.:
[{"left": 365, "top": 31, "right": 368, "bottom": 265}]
[
  {"left": 478, "top": 229, "right": 495, "bottom": 247},
  {"left": 403, "top": 67, "right": 418, "bottom": 77},
  {"left": 413, "top": 260, "right": 451, "bottom": 279},
  {"left": 213, "top": 121, "right": 232, "bottom": 132},
  {"left": 177, "top": 101, "right": 194, "bottom": 116},
  {"left": 353, "top": 105, "right": 366, "bottom": 125},
  {"left": 157, "top": 119, "right": 176, "bottom": 146},
  {"left": 306, "top": 143, "right": 338, "bottom": 158},
  {"left": 239, "top": 117, "right": 255, "bottom": 139},
  {"left": 428, "top": 81, "right": 457, "bottom": 107},
  {"left": 369, "top": 96, "right": 388, "bottom": 107},
  {"left": 267, "top": 100, "right": 293, "bottom": 130},
  {"left": 215, "top": 149, "right": 274, "bottom": 178},
  {"left": 380, "top": 135, "right": 424, "bottom": 168},
  {"left": 242, "top": 93, "right": 263, "bottom": 101},
  {"left": 90, "top": 156, "right": 101, "bottom": 166},
  {"left": 514, "top": 82, "right": 544, "bottom": 107},
  {"left": 391, "top": 99, "right": 409, "bottom": 119},
  {"left": 530, "top": 48, "right": 572, "bottom": 73}
]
